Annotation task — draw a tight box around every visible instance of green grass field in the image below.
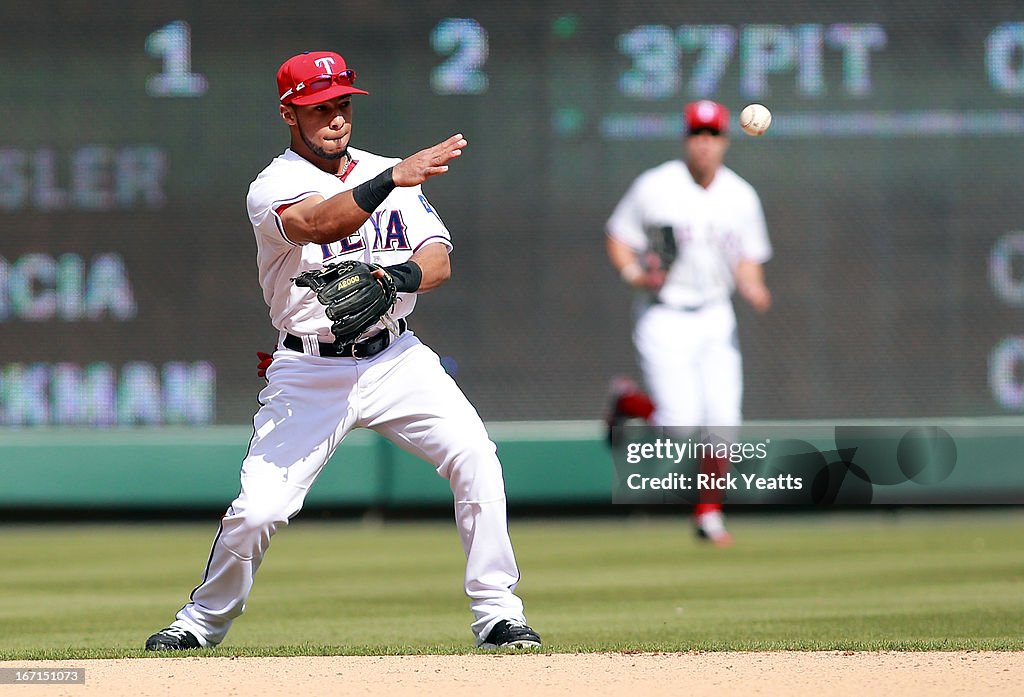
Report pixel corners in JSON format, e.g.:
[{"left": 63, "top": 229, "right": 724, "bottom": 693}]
[{"left": 1, "top": 510, "right": 1022, "bottom": 659}]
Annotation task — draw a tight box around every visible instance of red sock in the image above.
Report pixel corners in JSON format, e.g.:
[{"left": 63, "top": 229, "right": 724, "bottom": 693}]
[
  {"left": 616, "top": 391, "right": 655, "bottom": 420},
  {"left": 694, "top": 455, "right": 728, "bottom": 517}
]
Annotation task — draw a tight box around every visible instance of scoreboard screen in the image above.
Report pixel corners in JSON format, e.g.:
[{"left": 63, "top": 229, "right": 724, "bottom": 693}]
[{"left": 1, "top": 1, "right": 1023, "bottom": 425}]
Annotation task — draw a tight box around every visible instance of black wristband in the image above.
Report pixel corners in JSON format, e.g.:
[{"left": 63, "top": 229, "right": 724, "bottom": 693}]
[
  {"left": 352, "top": 167, "right": 397, "bottom": 213},
  {"left": 385, "top": 260, "right": 423, "bottom": 293}
]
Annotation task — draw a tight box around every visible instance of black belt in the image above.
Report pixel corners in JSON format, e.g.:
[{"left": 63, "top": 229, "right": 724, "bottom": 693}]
[
  {"left": 653, "top": 298, "right": 708, "bottom": 312},
  {"left": 284, "top": 318, "right": 406, "bottom": 358}
]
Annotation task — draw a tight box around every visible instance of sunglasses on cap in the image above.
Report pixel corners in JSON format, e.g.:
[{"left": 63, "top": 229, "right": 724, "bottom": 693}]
[{"left": 279, "top": 69, "right": 358, "bottom": 103}]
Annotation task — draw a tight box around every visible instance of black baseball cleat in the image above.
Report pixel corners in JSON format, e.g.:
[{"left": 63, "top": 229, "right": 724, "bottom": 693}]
[
  {"left": 480, "top": 619, "right": 542, "bottom": 649},
  {"left": 145, "top": 626, "right": 203, "bottom": 651}
]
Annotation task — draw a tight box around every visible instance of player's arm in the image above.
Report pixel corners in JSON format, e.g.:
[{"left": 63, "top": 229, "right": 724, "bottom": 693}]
[
  {"left": 606, "top": 235, "right": 664, "bottom": 290},
  {"left": 375, "top": 243, "right": 450, "bottom": 294},
  {"left": 734, "top": 258, "right": 771, "bottom": 313},
  {"left": 280, "top": 134, "right": 468, "bottom": 246},
  {"left": 376, "top": 241, "right": 448, "bottom": 292},
  {"left": 405, "top": 243, "right": 450, "bottom": 292}
]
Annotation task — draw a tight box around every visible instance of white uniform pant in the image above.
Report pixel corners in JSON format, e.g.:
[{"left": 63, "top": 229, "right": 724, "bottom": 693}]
[
  {"left": 634, "top": 301, "right": 743, "bottom": 429},
  {"left": 174, "top": 331, "right": 526, "bottom": 645}
]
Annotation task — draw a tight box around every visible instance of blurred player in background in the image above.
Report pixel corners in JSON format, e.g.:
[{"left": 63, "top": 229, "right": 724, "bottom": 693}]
[
  {"left": 145, "top": 50, "right": 540, "bottom": 651},
  {"left": 604, "top": 100, "right": 773, "bottom": 546}
]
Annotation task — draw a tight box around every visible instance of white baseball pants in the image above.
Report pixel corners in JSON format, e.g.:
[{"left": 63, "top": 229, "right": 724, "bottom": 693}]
[
  {"left": 633, "top": 300, "right": 743, "bottom": 429},
  {"left": 172, "top": 331, "right": 526, "bottom": 645}
]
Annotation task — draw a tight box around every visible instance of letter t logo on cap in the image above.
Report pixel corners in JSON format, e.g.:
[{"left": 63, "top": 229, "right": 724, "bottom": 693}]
[{"left": 314, "top": 56, "right": 336, "bottom": 73}]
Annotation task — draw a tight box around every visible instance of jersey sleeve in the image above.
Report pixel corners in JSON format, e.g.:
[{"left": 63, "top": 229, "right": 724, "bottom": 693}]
[
  {"left": 246, "top": 160, "right": 325, "bottom": 248},
  {"left": 605, "top": 177, "right": 649, "bottom": 251},
  {"left": 384, "top": 185, "right": 453, "bottom": 253}
]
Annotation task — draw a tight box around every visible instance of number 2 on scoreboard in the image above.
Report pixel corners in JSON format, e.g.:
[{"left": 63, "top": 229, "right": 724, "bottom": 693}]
[{"left": 431, "top": 18, "right": 489, "bottom": 95}]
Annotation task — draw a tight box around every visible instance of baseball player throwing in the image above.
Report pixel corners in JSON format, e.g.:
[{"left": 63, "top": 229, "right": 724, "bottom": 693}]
[
  {"left": 605, "top": 100, "right": 772, "bottom": 545},
  {"left": 145, "top": 50, "right": 540, "bottom": 651}
]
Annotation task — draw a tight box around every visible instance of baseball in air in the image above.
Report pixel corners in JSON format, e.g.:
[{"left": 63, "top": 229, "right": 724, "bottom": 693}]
[{"left": 740, "top": 104, "right": 772, "bottom": 136}]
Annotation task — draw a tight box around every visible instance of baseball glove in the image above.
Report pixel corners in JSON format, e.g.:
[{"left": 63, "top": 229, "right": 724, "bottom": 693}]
[
  {"left": 645, "top": 224, "right": 678, "bottom": 270},
  {"left": 293, "top": 261, "right": 398, "bottom": 345}
]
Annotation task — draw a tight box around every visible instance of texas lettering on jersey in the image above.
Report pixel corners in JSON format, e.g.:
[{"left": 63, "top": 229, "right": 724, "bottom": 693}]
[{"left": 320, "top": 208, "right": 412, "bottom": 260}]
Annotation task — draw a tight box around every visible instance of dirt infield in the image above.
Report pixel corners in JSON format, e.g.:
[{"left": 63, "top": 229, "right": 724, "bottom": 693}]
[{"left": 5, "top": 652, "right": 1021, "bottom": 697}]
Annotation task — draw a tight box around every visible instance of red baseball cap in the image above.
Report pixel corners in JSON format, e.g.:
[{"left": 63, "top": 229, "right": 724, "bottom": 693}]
[
  {"left": 277, "top": 51, "right": 368, "bottom": 105},
  {"left": 684, "top": 100, "right": 729, "bottom": 135}
]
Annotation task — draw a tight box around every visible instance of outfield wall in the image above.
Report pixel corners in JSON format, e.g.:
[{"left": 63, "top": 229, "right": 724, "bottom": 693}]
[
  {"left": 1, "top": 419, "right": 1023, "bottom": 509},
  {"left": 0, "top": 422, "right": 610, "bottom": 508}
]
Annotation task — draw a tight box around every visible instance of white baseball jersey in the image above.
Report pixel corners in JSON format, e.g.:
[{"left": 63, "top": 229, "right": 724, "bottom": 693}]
[
  {"left": 247, "top": 146, "right": 452, "bottom": 343},
  {"left": 606, "top": 160, "right": 771, "bottom": 309}
]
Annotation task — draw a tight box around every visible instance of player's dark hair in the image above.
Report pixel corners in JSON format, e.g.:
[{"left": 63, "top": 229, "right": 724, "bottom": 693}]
[{"left": 688, "top": 127, "right": 722, "bottom": 137}]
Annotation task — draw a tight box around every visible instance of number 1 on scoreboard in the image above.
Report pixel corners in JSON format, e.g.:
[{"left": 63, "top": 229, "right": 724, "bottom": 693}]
[{"left": 145, "top": 21, "right": 208, "bottom": 98}]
